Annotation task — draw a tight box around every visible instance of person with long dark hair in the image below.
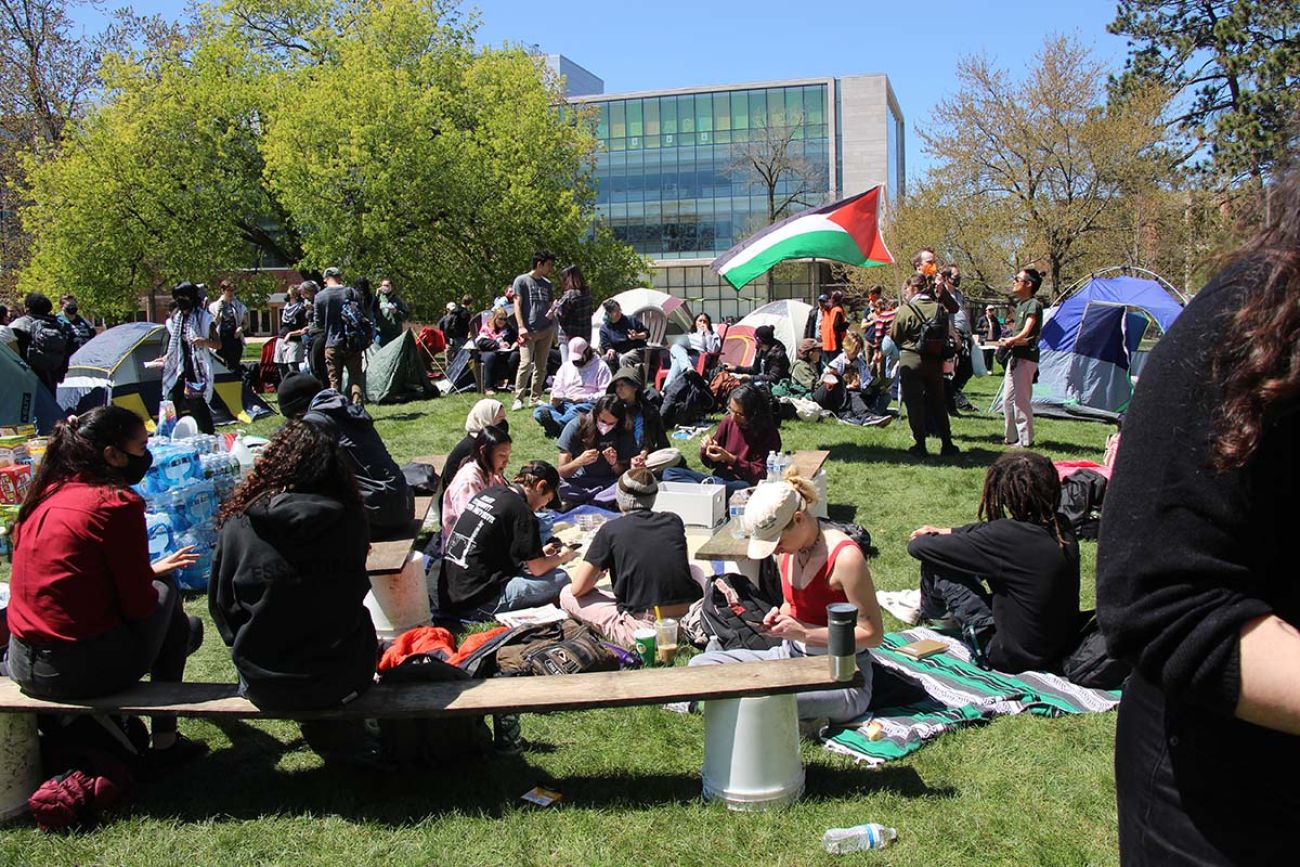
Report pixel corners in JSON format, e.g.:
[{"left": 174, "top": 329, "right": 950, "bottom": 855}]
[
  {"left": 6, "top": 406, "right": 207, "bottom": 765},
  {"left": 209, "top": 419, "right": 377, "bottom": 762},
  {"left": 664, "top": 383, "right": 782, "bottom": 494},
  {"left": 553, "top": 264, "right": 593, "bottom": 365},
  {"left": 441, "top": 425, "right": 512, "bottom": 547},
  {"left": 440, "top": 398, "right": 507, "bottom": 497},
  {"left": 556, "top": 394, "right": 636, "bottom": 506},
  {"left": 1096, "top": 163, "right": 1300, "bottom": 865},
  {"left": 688, "top": 312, "right": 721, "bottom": 356},
  {"left": 999, "top": 267, "right": 1044, "bottom": 447},
  {"left": 908, "top": 450, "right": 1080, "bottom": 671}
]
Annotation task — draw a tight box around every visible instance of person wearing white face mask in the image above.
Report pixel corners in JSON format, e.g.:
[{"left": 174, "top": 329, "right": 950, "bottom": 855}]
[{"left": 555, "top": 394, "right": 638, "bottom": 508}]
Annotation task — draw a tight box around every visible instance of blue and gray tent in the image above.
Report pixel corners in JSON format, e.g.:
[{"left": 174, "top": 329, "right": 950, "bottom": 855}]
[
  {"left": 0, "top": 342, "right": 61, "bottom": 432},
  {"left": 57, "top": 322, "right": 274, "bottom": 429},
  {"left": 992, "top": 267, "right": 1186, "bottom": 421}
]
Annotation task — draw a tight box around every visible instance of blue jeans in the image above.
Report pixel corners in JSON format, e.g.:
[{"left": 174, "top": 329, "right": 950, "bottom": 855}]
[
  {"left": 661, "top": 466, "right": 753, "bottom": 497},
  {"left": 534, "top": 400, "right": 592, "bottom": 438},
  {"left": 472, "top": 568, "right": 570, "bottom": 618}
]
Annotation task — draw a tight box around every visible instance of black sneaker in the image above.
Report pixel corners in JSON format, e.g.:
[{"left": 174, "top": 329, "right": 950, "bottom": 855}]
[
  {"left": 493, "top": 714, "right": 526, "bottom": 756},
  {"left": 145, "top": 733, "right": 209, "bottom": 775},
  {"left": 907, "top": 443, "right": 928, "bottom": 457},
  {"left": 940, "top": 442, "right": 961, "bottom": 457}
]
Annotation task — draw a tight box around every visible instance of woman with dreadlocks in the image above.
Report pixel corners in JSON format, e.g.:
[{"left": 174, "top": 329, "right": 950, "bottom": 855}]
[{"left": 906, "top": 450, "right": 1080, "bottom": 672}]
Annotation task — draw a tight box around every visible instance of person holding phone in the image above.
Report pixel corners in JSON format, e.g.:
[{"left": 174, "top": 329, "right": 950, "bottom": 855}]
[{"left": 555, "top": 395, "right": 637, "bottom": 507}]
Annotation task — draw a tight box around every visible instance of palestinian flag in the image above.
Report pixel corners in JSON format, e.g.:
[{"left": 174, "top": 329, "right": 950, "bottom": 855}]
[{"left": 711, "top": 186, "right": 894, "bottom": 290}]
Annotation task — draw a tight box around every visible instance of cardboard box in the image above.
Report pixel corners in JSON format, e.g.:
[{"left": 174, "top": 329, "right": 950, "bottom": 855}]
[
  {"left": 653, "top": 481, "right": 726, "bottom": 529},
  {"left": 0, "top": 464, "right": 32, "bottom": 505}
]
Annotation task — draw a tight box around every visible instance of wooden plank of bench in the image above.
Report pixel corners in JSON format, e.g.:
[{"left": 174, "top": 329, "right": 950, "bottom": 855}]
[
  {"left": 0, "top": 657, "right": 859, "bottom": 721},
  {"left": 694, "top": 519, "right": 749, "bottom": 560},
  {"left": 791, "top": 449, "right": 830, "bottom": 480},
  {"left": 366, "top": 495, "right": 435, "bottom": 575}
]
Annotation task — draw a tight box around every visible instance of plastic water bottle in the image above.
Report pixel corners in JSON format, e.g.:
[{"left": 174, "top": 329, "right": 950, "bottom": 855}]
[
  {"left": 728, "top": 488, "right": 750, "bottom": 538},
  {"left": 145, "top": 511, "right": 175, "bottom": 559},
  {"left": 230, "top": 430, "right": 255, "bottom": 479},
  {"left": 764, "top": 451, "right": 776, "bottom": 478},
  {"left": 822, "top": 824, "right": 897, "bottom": 854}
]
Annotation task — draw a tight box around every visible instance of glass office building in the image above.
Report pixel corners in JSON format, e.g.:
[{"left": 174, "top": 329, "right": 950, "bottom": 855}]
[{"left": 572, "top": 73, "right": 904, "bottom": 320}]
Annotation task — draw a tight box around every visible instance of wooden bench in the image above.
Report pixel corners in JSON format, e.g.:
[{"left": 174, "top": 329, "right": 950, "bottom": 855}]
[
  {"left": 364, "top": 455, "right": 444, "bottom": 577},
  {"left": 0, "top": 657, "right": 857, "bottom": 721}
]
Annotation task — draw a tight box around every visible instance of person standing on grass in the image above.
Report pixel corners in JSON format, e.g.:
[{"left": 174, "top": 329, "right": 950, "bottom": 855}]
[
  {"left": 315, "top": 267, "right": 367, "bottom": 406},
  {"left": 534, "top": 337, "right": 610, "bottom": 438},
  {"left": 374, "top": 279, "right": 410, "bottom": 347},
  {"left": 439, "top": 460, "right": 578, "bottom": 618},
  {"left": 688, "top": 471, "right": 883, "bottom": 726},
  {"left": 1096, "top": 162, "right": 1300, "bottom": 865},
  {"left": 58, "top": 294, "right": 96, "bottom": 353},
  {"left": 210, "top": 419, "right": 381, "bottom": 767},
  {"left": 511, "top": 250, "right": 557, "bottom": 411},
  {"left": 158, "top": 282, "right": 220, "bottom": 435},
  {"left": 891, "top": 274, "right": 958, "bottom": 457},
  {"left": 554, "top": 264, "right": 594, "bottom": 365},
  {"left": 820, "top": 290, "right": 848, "bottom": 354},
  {"left": 277, "top": 282, "right": 311, "bottom": 379},
  {"left": 208, "top": 280, "right": 249, "bottom": 372},
  {"left": 1000, "top": 268, "right": 1044, "bottom": 447},
  {"left": 560, "top": 469, "right": 702, "bottom": 645},
  {"left": 908, "top": 450, "right": 1080, "bottom": 671},
  {"left": 11, "top": 292, "right": 73, "bottom": 392},
  {"left": 7, "top": 406, "right": 208, "bottom": 768}
]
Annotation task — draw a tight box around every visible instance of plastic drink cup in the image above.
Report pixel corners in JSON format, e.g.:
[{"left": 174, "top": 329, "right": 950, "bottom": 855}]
[
  {"left": 655, "top": 618, "right": 679, "bottom": 665},
  {"left": 633, "top": 628, "right": 657, "bottom": 667}
]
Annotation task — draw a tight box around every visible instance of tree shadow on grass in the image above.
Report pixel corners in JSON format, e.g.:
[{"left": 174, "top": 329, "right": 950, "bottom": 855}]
[{"left": 381, "top": 411, "right": 430, "bottom": 422}]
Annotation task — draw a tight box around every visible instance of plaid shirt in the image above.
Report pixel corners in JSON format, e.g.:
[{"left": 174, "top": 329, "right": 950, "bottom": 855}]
[{"left": 555, "top": 289, "right": 594, "bottom": 338}]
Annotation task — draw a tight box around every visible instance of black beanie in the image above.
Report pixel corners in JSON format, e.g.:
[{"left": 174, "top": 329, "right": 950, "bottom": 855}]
[{"left": 277, "top": 373, "right": 323, "bottom": 417}]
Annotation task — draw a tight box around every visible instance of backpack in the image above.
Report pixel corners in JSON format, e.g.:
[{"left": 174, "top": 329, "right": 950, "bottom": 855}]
[
  {"left": 662, "top": 367, "right": 715, "bottom": 427},
  {"left": 1061, "top": 610, "right": 1131, "bottom": 690},
  {"left": 215, "top": 303, "right": 240, "bottom": 341},
  {"left": 26, "top": 316, "right": 71, "bottom": 374},
  {"left": 700, "top": 572, "right": 784, "bottom": 651},
  {"left": 494, "top": 620, "right": 622, "bottom": 676},
  {"left": 29, "top": 714, "right": 149, "bottom": 831},
  {"left": 820, "top": 518, "right": 879, "bottom": 559},
  {"left": 339, "top": 290, "right": 375, "bottom": 352},
  {"left": 906, "top": 300, "right": 956, "bottom": 360}
]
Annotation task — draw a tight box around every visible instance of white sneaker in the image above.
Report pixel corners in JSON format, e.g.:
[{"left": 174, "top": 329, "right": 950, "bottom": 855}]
[{"left": 510, "top": 398, "right": 525, "bottom": 411}]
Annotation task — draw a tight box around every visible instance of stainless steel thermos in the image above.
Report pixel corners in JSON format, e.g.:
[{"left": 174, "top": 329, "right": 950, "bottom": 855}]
[{"left": 826, "top": 603, "right": 858, "bottom": 682}]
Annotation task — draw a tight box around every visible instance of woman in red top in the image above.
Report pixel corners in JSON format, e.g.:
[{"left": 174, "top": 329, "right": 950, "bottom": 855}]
[
  {"left": 688, "top": 471, "right": 884, "bottom": 723},
  {"left": 6, "top": 406, "right": 207, "bottom": 764}
]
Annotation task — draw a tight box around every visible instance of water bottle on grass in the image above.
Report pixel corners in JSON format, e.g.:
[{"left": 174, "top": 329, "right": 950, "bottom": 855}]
[{"left": 822, "top": 823, "right": 897, "bottom": 853}]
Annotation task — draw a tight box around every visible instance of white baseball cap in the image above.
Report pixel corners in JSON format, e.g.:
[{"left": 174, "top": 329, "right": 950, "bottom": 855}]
[
  {"left": 743, "top": 481, "right": 805, "bottom": 560},
  {"left": 446, "top": 301, "right": 457, "bottom": 312}
]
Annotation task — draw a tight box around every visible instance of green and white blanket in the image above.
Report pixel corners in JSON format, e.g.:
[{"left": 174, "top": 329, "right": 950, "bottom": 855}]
[{"left": 825, "top": 628, "right": 1121, "bottom": 766}]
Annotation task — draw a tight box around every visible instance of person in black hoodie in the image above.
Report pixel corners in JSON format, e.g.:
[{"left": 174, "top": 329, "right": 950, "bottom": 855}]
[
  {"left": 210, "top": 419, "right": 378, "bottom": 761},
  {"left": 277, "top": 374, "right": 414, "bottom": 537},
  {"left": 907, "top": 450, "right": 1079, "bottom": 672},
  {"left": 722, "top": 324, "right": 790, "bottom": 387}
]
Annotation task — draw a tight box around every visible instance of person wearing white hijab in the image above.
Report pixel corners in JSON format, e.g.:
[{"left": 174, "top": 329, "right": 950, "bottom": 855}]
[{"left": 440, "top": 399, "right": 508, "bottom": 496}]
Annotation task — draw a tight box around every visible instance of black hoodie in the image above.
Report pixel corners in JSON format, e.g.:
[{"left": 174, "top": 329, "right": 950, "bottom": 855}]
[
  {"left": 209, "top": 491, "right": 376, "bottom": 710},
  {"left": 303, "top": 389, "right": 414, "bottom": 533}
]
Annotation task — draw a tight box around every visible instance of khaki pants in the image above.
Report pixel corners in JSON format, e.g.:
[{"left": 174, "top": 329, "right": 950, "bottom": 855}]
[
  {"left": 1003, "top": 357, "right": 1037, "bottom": 446},
  {"left": 515, "top": 326, "right": 555, "bottom": 402},
  {"left": 325, "top": 345, "right": 365, "bottom": 405}
]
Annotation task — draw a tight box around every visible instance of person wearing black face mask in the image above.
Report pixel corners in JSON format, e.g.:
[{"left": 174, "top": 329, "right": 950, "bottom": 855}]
[
  {"left": 58, "top": 294, "right": 96, "bottom": 353},
  {"left": 154, "top": 281, "right": 221, "bottom": 434},
  {"left": 6, "top": 406, "right": 209, "bottom": 768}
]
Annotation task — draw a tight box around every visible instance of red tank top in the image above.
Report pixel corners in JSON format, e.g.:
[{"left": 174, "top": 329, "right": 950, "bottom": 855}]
[{"left": 778, "top": 533, "right": 856, "bottom": 626}]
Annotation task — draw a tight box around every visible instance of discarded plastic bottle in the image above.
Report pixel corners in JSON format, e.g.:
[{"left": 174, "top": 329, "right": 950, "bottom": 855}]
[{"left": 822, "top": 823, "right": 897, "bottom": 854}]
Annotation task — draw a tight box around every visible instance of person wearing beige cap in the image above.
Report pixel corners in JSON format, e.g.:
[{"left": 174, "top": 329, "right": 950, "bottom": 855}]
[
  {"left": 688, "top": 471, "right": 884, "bottom": 724},
  {"left": 560, "top": 468, "right": 702, "bottom": 645}
]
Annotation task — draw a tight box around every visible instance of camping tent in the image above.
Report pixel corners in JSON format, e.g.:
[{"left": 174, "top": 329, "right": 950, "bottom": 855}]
[
  {"left": 344, "top": 329, "right": 433, "bottom": 404},
  {"left": 720, "top": 299, "right": 813, "bottom": 369},
  {"left": 58, "top": 322, "right": 275, "bottom": 428},
  {"left": 589, "top": 289, "right": 694, "bottom": 349},
  {"left": 0, "top": 343, "right": 61, "bottom": 432},
  {"left": 992, "top": 270, "right": 1185, "bottom": 420}
]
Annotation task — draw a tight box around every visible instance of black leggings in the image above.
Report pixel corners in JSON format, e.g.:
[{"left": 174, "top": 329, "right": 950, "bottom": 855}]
[
  {"left": 8, "top": 580, "right": 195, "bottom": 736},
  {"left": 170, "top": 380, "right": 214, "bottom": 435}
]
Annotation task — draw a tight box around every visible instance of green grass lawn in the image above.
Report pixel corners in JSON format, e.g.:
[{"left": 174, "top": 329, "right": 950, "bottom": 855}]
[{"left": 0, "top": 373, "right": 1120, "bottom": 866}]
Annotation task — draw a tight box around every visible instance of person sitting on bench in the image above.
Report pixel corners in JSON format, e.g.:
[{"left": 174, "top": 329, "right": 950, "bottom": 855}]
[
  {"left": 278, "top": 373, "right": 413, "bottom": 537},
  {"left": 560, "top": 469, "right": 702, "bottom": 645},
  {"left": 6, "top": 406, "right": 208, "bottom": 767},
  {"left": 689, "top": 470, "right": 884, "bottom": 725},
  {"left": 439, "top": 460, "right": 578, "bottom": 618},
  {"left": 556, "top": 395, "right": 638, "bottom": 508},
  {"left": 210, "top": 419, "right": 381, "bottom": 763},
  {"left": 442, "top": 424, "right": 512, "bottom": 547},
  {"left": 534, "top": 337, "right": 611, "bottom": 438},
  {"left": 907, "top": 450, "right": 1080, "bottom": 672}
]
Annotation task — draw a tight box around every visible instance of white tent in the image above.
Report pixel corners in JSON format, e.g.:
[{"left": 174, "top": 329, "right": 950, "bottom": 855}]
[
  {"left": 719, "top": 299, "right": 813, "bottom": 368},
  {"left": 590, "top": 288, "right": 694, "bottom": 348}
]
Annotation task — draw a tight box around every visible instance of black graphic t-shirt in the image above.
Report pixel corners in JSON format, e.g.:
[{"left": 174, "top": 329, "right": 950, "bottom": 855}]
[{"left": 440, "top": 485, "right": 543, "bottom": 613}]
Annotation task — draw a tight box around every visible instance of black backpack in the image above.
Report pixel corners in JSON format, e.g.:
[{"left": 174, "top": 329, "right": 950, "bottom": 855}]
[
  {"left": 339, "top": 290, "right": 375, "bottom": 352},
  {"left": 700, "top": 571, "right": 784, "bottom": 651},
  {"left": 906, "top": 300, "right": 956, "bottom": 360},
  {"left": 1061, "top": 610, "right": 1131, "bottom": 690},
  {"left": 26, "top": 316, "right": 71, "bottom": 374}
]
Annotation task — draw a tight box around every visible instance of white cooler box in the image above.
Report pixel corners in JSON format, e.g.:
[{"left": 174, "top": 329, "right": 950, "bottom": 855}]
[{"left": 653, "top": 481, "right": 726, "bottom": 529}]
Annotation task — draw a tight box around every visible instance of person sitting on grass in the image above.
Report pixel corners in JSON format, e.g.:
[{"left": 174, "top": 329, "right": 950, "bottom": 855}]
[
  {"left": 819, "top": 331, "right": 893, "bottom": 427},
  {"left": 534, "top": 337, "right": 611, "bottom": 438},
  {"left": 560, "top": 469, "right": 702, "bottom": 645},
  {"left": 439, "top": 460, "right": 579, "bottom": 618},
  {"left": 556, "top": 395, "right": 638, "bottom": 507},
  {"left": 441, "top": 425, "right": 512, "bottom": 548},
  {"left": 277, "top": 373, "right": 413, "bottom": 537},
  {"left": 664, "top": 383, "right": 781, "bottom": 495},
  {"left": 6, "top": 406, "right": 208, "bottom": 768},
  {"left": 441, "top": 398, "right": 507, "bottom": 497},
  {"left": 722, "top": 324, "right": 790, "bottom": 388},
  {"left": 907, "top": 450, "right": 1080, "bottom": 672},
  {"left": 688, "top": 470, "right": 884, "bottom": 726},
  {"left": 210, "top": 419, "right": 382, "bottom": 766},
  {"left": 775, "top": 338, "right": 822, "bottom": 399},
  {"left": 608, "top": 366, "right": 670, "bottom": 464}
]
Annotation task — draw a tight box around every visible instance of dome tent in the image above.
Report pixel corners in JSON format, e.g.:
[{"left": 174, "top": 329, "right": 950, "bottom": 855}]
[
  {"left": 0, "top": 343, "right": 61, "bottom": 432},
  {"left": 58, "top": 322, "right": 274, "bottom": 428},
  {"left": 719, "top": 299, "right": 813, "bottom": 370}
]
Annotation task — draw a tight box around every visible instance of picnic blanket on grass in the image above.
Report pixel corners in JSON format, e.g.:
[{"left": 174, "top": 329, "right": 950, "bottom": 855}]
[{"left": 825, "top": 628, "right": 1121, "bottom": 766}]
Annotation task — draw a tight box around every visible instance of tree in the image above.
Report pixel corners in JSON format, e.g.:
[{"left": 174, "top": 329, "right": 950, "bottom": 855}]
[
  {"left": 1108, "top": 0, "right": 1300, "bottom": 189},
  {"left": 921, "top": 35, "right": 1170, "bottom": 298}
]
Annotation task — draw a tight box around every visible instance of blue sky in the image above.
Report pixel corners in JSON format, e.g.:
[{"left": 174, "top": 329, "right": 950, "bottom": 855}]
[{"left": 72, "top": 0, "right": 1133, "bottom": 177}]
